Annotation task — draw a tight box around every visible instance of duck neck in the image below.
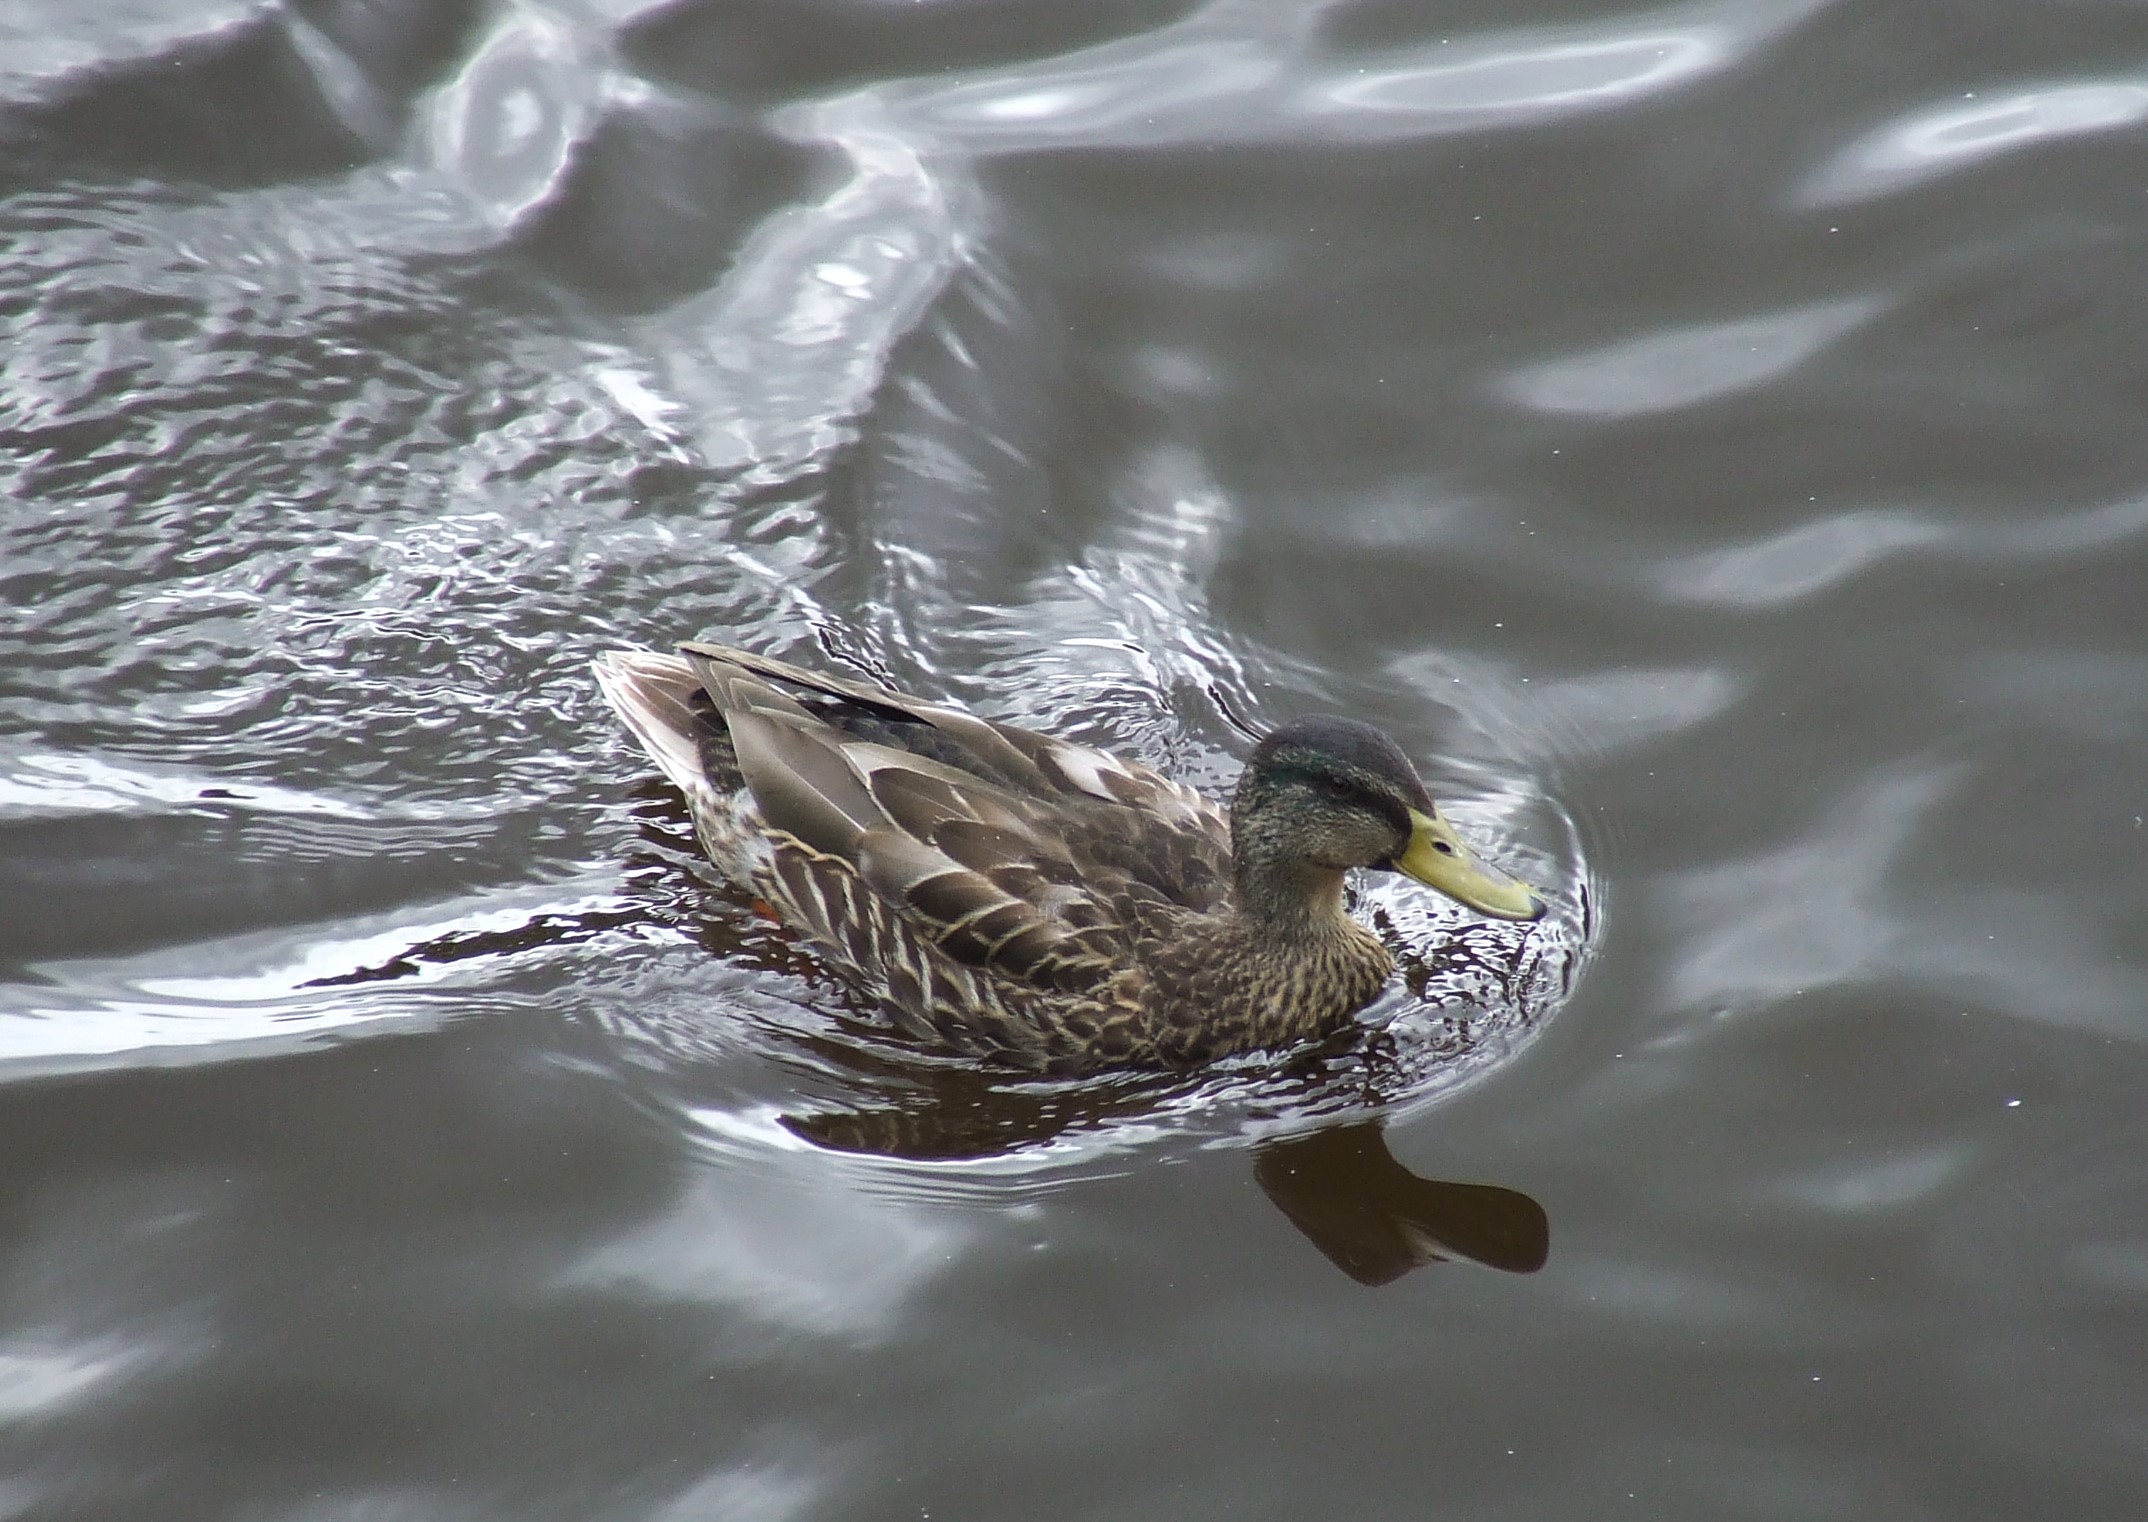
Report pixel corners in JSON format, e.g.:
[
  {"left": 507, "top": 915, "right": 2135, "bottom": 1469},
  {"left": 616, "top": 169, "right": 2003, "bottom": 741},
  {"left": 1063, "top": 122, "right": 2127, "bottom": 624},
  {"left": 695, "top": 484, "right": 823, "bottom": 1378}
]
[{"left": 1230, "top": 851, "right": 1360, "bottom": 943}]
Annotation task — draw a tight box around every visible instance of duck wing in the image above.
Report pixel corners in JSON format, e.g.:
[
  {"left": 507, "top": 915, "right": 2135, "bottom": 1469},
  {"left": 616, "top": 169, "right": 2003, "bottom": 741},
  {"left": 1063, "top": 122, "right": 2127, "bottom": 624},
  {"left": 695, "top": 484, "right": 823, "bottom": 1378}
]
[
  {"left": 691, "top": 644, "right": 1231, "bottom": 1012},
  {"left": 679, "top": 641, "right": 1235, "bottom": 922}
]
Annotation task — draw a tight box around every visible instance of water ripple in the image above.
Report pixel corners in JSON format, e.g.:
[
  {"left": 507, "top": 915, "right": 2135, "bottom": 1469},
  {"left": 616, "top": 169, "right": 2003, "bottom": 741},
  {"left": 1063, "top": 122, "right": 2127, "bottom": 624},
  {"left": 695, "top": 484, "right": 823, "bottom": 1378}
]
[
  {"left": 1655, "top": 508, "right": 1945, "bottom": 606},
  {"left": 0, "top": 883, "right": 621, "bottom": 1076},
  {"left": 1311, "top": 27, "right": 1727, "bottom": 128},
  {"left": 0, "top": 1338, "right": 141, "bottom": 1424},
  {"left": 563, "top": 1157, "right": 968, "bottom": 1340},
  {"left": 1500, "top": 295, "right": 1887, "bottom": 420},
  {"left": 1392, "top": 657, "right": 1752, "bottom": 765},
  {"left": 0, "top": 750, "right": 381, "bottom": 820},
  {"left": 422, "top": 2, "right": 605, "bottom": 227},
  {"left": 1661, "top": 759, "right": 1957, "bottom": 1013},
  {"left": 1802, "top": 77, "right": 2148, "bottom": 206},
  {"left": 841, "top": 0, "right": 1835, "bottom": 151},
  {"left": 655, "top": 112, "right": 978, "bottom": 486},
  {"left": 0, "top": 1, "right": 268, "bottom": 109}
]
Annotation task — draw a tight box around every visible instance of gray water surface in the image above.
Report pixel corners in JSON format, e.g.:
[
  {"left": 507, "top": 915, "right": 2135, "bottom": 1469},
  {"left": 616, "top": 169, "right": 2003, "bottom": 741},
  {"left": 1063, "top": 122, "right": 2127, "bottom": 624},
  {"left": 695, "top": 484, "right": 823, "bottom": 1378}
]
[{"left": 4, "top": 1, "right": 2146, "bottom": 1518}]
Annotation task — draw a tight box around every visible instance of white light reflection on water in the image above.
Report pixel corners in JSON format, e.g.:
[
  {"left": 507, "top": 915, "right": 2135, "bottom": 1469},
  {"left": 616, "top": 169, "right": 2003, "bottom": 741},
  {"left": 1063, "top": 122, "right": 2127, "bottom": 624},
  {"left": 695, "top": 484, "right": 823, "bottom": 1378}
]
[
  {"left": 421, "top": 3, "right": 604, "bottom": 229},
  {"left": 1391, "top": 648, "right": 1749, "bottom": 766},
  {"left": 0, "top": 751, "right": 381, "bottom": 819},
  {"left": 1771, "top": 1144, "right": 1966, "bottom": 1215},
  {"left": 925, "top": 442, "right": 1249, "bottom": 737},
  {"left": 563, "top": 1145, "right": 968, "bottom": 1341},
  {"left": 1314, "top": 30, "right": 1722, "bottom": 126},
  {"left": 836, "top": 0, "right": 1834, "bottom": 150},
  {"left": 643, "top": 1466, "right": 824, "bottom": 1522},
  {"left": 280, "top": 9, "right": 398, "bottom": 151},
  {"left": 0, "top": 885, "right": 622, "bottom": 1075},
  {"left": 0, "top": 0, "right": 267, "bottom": 105},
  {"left": 0, "top": 1340, "right": 141, "bottom": 1424},
  {"left": 1655, "top": 509, "right": 1946, "bottom": 607},
  {"left": 1661, "top": 761, "right": 1953, "bottom": 1015},
  {"left": 1656, "top": 483, "right": 2148, "bottom": 607},
  {"left": 1802, "top": 79, "right": 2148, "bottom": 205},
  {"left": 656, "top": 114, "right": 978, "bottom": 486},
  {"left": 264, "top": 1487, "right": 487, "bottom": 1522},
  {"left": 1501, "top": 296, "right": 1888, "bottom": 420}
]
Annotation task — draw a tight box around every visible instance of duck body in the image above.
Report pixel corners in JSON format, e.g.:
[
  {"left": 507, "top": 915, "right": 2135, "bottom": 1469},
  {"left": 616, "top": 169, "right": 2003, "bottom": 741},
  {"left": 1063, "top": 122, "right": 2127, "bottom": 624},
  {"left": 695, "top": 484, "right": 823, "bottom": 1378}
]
[{"left": 596, "top": 642, "right": 1540, "bottom": 1073}]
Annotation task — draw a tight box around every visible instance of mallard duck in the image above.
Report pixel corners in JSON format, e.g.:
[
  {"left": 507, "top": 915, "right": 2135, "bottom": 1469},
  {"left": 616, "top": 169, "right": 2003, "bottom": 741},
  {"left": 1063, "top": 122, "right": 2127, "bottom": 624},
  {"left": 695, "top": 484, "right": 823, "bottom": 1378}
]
[{"left": 595, "top": 642, "right": 1542, "bottom": 1073}]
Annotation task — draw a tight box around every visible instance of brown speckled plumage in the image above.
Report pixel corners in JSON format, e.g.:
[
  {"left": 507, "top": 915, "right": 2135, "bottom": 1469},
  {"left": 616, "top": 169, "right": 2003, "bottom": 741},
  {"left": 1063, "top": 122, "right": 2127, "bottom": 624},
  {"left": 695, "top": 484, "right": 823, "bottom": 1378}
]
[{"left": 595, "top": 641, "right": 1534, "bottom": 1073}]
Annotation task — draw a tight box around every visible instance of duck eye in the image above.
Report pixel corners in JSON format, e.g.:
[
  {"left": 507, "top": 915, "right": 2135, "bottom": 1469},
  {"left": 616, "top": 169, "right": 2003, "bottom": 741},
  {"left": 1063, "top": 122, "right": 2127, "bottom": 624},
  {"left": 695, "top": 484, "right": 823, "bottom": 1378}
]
[{"left": 1314, "top": 774, "right": 1354, "bottom": 801}]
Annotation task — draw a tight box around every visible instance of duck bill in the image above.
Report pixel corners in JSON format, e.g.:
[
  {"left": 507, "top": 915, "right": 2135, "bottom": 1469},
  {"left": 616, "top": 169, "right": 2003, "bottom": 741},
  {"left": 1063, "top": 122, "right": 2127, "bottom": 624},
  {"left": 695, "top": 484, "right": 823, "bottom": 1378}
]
[{"left": 1392, "top": 808, "right": 1544, "bottom": 922}]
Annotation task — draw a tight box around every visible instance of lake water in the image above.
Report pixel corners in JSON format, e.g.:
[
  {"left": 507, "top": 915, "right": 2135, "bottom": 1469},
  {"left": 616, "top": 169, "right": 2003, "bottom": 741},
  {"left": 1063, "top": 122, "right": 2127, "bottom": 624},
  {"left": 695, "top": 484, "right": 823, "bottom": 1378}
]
[{"left": 4, "top": 1, "right": 2146, "bottom": 1518}]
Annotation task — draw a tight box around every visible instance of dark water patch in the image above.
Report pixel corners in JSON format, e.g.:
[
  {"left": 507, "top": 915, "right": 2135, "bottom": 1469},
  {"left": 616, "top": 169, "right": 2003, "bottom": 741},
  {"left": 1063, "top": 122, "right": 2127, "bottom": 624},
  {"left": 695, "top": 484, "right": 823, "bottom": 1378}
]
[
  {"left": 0, "top": 806, "right": 542, "bottom": 965},
  {"left": 512, "top": 101, "right": 828, "bottom": 312},
  {"left": 2, "top": 8, "right": 379, "bottom": 185}
]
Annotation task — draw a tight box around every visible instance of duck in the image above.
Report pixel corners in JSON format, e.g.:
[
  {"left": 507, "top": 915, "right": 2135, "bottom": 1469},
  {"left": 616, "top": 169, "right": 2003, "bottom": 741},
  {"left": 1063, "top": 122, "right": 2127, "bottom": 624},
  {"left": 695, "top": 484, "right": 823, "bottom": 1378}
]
[{"left": 595, "top": 641, "right": 1543, "bottom": 1073}]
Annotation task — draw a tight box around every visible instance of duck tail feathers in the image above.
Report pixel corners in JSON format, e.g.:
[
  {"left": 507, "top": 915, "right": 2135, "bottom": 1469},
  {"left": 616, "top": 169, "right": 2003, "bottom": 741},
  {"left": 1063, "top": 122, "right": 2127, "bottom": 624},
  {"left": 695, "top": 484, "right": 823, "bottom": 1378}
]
[{"left": 593, "top": 650, "right": 708, "bottom": 800}]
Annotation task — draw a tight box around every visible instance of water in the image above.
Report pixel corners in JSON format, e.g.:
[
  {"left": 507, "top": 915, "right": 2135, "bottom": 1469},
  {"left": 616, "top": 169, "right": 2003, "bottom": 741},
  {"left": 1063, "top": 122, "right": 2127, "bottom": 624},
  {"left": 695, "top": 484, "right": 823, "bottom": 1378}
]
[{"left": 3, "top": 1, "right": 2146, "bottom": 1517}]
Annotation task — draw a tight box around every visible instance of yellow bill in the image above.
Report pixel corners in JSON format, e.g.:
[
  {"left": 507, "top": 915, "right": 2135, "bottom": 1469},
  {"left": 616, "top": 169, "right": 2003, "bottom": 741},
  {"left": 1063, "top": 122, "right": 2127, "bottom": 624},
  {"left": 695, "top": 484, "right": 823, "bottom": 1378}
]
[{"left": 1392, "top": 808, "right": 1544, "bottom": 922}]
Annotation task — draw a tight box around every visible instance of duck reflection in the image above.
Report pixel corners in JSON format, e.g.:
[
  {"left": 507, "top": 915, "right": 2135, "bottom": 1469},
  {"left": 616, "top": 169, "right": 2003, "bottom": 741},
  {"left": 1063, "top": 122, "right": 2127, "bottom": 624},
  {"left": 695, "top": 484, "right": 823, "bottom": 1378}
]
[
  {"left": 784, "top": 1078, "right": 1547, "bottom": 1285},
  {"left": 1253, "top": 1122, "right": 1547, "bottom": 1283}
]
